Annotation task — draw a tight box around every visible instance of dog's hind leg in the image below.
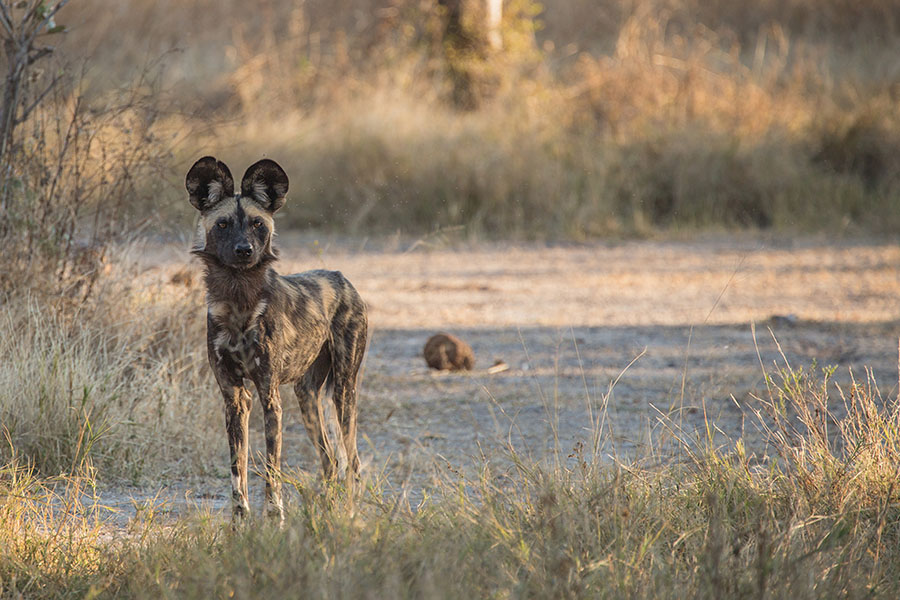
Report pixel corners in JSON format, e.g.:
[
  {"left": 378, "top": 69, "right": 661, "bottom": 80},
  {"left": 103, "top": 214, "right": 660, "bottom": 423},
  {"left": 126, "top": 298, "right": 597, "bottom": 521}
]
[
  {"left": 294, "top": 346, "right": 338, "bottom": 479},
  {"left": 331, "top": 315, "right": 367, "bottom": 482}
]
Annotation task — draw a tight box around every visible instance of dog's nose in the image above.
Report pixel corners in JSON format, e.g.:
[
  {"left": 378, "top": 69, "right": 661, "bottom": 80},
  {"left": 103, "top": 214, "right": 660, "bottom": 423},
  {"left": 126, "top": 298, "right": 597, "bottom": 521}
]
[{"left": 234, "top": 242, "right": 252, "bottom": 257}]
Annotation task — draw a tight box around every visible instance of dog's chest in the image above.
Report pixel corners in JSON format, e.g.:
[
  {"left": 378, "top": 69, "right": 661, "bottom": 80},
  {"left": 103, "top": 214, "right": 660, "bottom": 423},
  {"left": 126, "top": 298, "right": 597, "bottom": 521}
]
[{"left": 209, "top": 300, "right": 267, "bottom": 378}]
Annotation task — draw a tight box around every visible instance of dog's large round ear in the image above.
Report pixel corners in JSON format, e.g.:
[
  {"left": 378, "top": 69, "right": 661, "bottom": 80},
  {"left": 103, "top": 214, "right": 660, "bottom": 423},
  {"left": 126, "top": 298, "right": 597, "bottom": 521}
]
[
  {"left": 241, "top": 159, "right": 289, "bottom": 213},
  {"left": 186, "top": 156, "right": 235, "bottom": 212}
]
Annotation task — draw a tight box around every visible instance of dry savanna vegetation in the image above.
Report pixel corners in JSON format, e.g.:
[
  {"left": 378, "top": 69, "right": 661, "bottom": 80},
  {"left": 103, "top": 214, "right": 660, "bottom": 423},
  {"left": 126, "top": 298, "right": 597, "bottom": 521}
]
[
  {"left": 52, "top": 0, "right": 900, "bottom": 237},
  {"left": 3, "top": 0, "right": 900, "bottom": 597}
]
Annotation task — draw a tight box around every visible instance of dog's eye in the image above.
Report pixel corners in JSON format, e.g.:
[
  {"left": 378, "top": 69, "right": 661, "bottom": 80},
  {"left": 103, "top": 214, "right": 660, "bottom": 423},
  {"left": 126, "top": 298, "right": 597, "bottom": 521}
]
[
  {"left": 252, "top": 219, "right": 262, "bottom": 229},
  {"left": 217, "top": 220, "right": 228, "bottom": 229}
]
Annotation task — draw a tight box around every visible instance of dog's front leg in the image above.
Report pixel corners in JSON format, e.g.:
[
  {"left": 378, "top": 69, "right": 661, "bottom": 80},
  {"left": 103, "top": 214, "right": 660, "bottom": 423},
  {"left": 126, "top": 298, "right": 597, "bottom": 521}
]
[
  {"left": 256, "top": 378, "right": 284, "bottom": 523},
  {"left": 221, "top": 382, "right": 253, "bottom": 521}
]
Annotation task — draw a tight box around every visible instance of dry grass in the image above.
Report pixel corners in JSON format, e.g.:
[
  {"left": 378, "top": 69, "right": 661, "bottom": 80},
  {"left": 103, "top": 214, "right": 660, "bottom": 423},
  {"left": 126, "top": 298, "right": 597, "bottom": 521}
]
[
  {"left": 0, "top": 254, "right": 218, "bottom": 480},
  {"left": 4, "top": 1, "right": 900, "bottom": 596},
  {"left": 40, "top": 0, "right": 900, "bottom": 238},
  {"left": 0, "top": 237, "right": 898, "bottom": 597},
  {"left": 0, "top": 459, "right": 107, "bottom": 598},
  {"left": 3, "top": 358, "right": 900, "bottom": 598}
]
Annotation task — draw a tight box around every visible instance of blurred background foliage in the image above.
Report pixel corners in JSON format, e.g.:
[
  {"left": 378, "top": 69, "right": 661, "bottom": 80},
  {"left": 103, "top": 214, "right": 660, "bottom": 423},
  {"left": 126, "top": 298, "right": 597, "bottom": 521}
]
[{"left": 6, "top": 0, "right": 900, "bottom": 257}]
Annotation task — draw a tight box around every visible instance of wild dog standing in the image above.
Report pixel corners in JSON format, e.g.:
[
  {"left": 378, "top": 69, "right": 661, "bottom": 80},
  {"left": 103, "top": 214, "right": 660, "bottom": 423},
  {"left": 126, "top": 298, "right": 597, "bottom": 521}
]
[{"left": 186, "top": 156, "right": 368, "bottom": 522}]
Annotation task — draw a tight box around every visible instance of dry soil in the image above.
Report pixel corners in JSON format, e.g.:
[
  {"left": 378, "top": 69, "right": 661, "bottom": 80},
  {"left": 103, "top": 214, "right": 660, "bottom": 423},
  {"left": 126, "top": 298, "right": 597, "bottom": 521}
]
[{"left": 103, "top": 236, "right": 900, "bottom": 519}]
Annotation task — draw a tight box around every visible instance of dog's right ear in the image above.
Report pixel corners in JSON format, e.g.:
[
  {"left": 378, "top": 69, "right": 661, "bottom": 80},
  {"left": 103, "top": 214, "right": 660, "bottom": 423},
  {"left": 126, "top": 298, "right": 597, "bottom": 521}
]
[{"left": 186, "top": 156, "right": 234, "bottom": 212}]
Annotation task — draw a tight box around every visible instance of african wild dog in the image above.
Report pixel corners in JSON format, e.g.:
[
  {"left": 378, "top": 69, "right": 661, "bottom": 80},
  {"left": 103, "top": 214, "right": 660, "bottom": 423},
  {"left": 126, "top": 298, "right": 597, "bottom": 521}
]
[{"left": 186, "top": 156, "right": 368, "bottom": 522}]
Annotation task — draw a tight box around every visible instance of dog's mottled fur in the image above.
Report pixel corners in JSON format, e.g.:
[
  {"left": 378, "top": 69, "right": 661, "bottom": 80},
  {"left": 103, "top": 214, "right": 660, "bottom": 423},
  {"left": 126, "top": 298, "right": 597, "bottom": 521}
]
[{"left": 186, "top": 156, "right": 368, "bottom": 522}]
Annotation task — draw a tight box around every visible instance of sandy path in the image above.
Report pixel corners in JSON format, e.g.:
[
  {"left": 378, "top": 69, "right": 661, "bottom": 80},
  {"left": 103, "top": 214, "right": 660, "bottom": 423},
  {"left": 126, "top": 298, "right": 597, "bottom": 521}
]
[
  {"left": 102, "top": 237, "right": 900, "bottom": 519},
  {"left": 309, "top": 238, "right": 900, "bottom": 328}
]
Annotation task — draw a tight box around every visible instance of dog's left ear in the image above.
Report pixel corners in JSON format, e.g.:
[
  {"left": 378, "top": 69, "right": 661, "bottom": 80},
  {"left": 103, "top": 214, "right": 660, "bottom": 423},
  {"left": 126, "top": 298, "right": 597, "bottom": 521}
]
[{"left": 241, "top": 159, "right": 289, "bottom": 213}]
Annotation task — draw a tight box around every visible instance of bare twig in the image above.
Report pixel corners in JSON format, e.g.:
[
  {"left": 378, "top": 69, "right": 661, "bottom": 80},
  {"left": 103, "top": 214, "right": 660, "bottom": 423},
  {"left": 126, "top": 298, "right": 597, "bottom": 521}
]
[{"left": 13, "top": 71, "right": 61, "bottom": 125}]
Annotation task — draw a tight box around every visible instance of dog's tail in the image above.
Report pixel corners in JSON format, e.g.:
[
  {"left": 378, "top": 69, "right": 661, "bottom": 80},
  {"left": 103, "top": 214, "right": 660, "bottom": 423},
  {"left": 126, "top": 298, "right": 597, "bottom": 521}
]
[{"left": 323, "top": 365, "right": 335, "bottom": 396}]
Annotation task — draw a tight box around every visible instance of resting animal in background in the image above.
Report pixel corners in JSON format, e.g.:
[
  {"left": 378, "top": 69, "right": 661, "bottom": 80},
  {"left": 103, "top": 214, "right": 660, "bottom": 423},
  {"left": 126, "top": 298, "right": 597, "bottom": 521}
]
[
  {"left": 423, "top": 332, "right": 475, "bottom": 371},
  {"left": 186, "top": 156, "right": 368, "bottom": 523}
]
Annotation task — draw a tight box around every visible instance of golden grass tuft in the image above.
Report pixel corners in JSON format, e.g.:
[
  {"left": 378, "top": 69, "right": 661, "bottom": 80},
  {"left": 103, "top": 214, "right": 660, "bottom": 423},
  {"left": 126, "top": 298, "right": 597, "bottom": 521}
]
[
  {"left": 4, "top": 356, "right": 900, "bottom": 597},
  {"left": 0, "top": 253, "right": 219, "bottom": 480}
]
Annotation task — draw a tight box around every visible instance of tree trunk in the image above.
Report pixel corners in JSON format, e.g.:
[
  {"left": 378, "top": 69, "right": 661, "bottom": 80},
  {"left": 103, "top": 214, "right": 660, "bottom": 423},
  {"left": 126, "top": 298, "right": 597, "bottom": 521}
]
[
  {"left": 485, "top": 0, "right": 502, "bottom": 51},
  {"left": 437, "top": 0, "right": 503, "bottom": 109}
]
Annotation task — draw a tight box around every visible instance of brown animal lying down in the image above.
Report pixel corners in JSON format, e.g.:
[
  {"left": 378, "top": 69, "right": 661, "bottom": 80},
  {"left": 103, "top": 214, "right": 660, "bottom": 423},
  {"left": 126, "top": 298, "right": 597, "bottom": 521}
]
[{"left": 423, "top": 333, "right": 474, "bottom": 371}]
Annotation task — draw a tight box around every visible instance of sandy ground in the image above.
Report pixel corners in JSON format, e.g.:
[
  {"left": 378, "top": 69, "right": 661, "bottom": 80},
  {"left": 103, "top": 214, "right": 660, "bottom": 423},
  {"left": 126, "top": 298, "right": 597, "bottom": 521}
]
[{"left": 100, "top": 236, "right": 900, "bottom": 520}]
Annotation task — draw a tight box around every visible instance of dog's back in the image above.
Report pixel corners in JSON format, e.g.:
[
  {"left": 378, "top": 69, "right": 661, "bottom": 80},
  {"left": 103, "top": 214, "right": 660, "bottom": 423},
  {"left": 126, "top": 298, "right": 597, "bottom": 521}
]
[{"left": 270, "top": 269, "right": 368, "bottom": 385}]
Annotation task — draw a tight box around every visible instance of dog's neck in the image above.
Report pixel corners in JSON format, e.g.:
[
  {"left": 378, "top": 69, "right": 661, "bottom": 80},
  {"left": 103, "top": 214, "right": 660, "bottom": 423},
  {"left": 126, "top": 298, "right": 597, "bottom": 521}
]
[{"left": 197, "top": 256, "right": 276, "bottom": 311}]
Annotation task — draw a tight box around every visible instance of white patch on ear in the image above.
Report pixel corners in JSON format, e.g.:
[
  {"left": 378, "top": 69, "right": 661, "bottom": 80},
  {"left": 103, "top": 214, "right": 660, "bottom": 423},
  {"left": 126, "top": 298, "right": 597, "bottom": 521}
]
[
  {"left": 207, "top": 180, "right": 224, "bottom": 204},
  {"left": 251, "top": 181, "right": 270, "bottom": 206}
]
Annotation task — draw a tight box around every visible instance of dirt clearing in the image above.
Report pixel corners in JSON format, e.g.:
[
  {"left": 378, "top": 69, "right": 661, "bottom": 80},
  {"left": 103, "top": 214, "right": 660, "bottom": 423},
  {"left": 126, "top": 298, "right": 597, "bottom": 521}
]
[{"left": 104, "top": 237, "right": 900, "bottom": 518}]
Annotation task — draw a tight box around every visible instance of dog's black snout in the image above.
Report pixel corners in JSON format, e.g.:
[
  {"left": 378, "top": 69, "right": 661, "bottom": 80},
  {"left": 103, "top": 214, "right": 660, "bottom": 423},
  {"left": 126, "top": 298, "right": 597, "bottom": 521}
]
[{"left": 234, "top": 242, "right": 253, "bottom": 257}]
